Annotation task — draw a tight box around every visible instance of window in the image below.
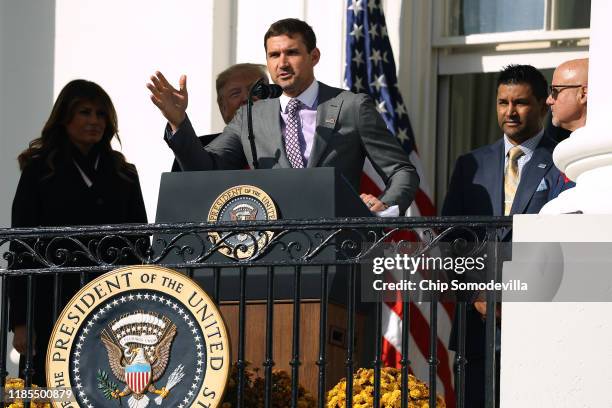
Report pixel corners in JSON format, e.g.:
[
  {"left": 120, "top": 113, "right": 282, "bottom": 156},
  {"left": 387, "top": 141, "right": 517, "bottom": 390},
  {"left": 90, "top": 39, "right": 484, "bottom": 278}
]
[
  {"left": 448, "top": 0, "right": 591, "bottom": 36},
  {"left": 452, "top": 0, "right": 544, "bottom": 35}
]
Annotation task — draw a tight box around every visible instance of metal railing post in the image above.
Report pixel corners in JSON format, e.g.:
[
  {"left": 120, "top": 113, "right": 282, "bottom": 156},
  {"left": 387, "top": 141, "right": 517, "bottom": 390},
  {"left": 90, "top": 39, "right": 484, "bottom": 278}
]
[
  {"left": 290, "top": 266, "right": 302, "bottom": 407},
  {"left": 264, "top": 266, "right": 275, "bottom": 408},
  {"left": 236, "top": 266, "right": 247, "bottom": 408},
  {"left": 317, "top": 265, "right": 329, "bottom": 407},
  {"left": 484, "top": 228, "right": 500, "bottom": 408},
  {"left": 345, "top": 264, "right": 356, "bottom": 408},
  {"left": 454, "top": 301, "right": 467, "bottom": 408}
]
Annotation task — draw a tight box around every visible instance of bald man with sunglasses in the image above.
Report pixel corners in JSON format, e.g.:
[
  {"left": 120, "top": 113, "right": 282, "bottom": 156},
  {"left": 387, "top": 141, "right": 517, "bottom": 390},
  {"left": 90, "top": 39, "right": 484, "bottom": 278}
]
[
  {"left": 547, "top": 58, "right": 588, "bottom": 132},
  {"left": 547, "top": 58, "right": 589, "bottom": 196}
]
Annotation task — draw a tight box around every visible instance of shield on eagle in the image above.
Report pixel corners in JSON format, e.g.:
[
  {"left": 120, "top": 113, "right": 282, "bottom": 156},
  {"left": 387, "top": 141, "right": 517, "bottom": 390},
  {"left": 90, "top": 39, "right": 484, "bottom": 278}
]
[{"left": 125, "top": 362, "right": 152, "bottom": 395}]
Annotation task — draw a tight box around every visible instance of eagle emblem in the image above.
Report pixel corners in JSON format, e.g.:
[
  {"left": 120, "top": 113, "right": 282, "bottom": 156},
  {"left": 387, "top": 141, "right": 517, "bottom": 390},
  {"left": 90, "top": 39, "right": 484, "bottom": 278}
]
[
  {"left": 229, "top": 203, "right": 258, "bottom": 243},
  {"left": 100, "top": 311, "right": 184, "bottom": 408},
  {"left": 229, "top": 203, "right": 258, "bottom": 221}
]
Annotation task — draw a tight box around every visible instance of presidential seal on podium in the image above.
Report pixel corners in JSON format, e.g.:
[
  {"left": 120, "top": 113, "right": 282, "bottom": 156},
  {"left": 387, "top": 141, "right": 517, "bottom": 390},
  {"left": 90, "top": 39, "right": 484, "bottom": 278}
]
[
  {"left": 207, "top": 185, "right": 278, "bottom": 260},
  {"left": 46, "top": 265, "right": 230, "bottom": 408}
]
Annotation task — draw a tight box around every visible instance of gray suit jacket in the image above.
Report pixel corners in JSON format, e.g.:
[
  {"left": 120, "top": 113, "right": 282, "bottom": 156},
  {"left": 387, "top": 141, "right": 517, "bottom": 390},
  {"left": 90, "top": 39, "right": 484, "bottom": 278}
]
[{"left": 166, "top": 81, "right": 419, "bottom": 212}]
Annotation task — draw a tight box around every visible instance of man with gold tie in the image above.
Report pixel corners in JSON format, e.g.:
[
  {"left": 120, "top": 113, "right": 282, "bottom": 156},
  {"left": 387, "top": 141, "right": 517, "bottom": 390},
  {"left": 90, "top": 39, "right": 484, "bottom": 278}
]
[
  {"left": 442, "top": 64, "right": 560, "bottom": 408},
  {"left": 443, "top": 64, "right": 559, "bottom": 221}
]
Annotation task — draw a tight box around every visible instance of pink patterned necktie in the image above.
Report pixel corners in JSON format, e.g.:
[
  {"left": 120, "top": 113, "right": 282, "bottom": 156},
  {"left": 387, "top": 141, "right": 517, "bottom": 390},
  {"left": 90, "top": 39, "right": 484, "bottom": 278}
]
[{"left": 284, "top": 98, "right": 305, "bottom": 168}]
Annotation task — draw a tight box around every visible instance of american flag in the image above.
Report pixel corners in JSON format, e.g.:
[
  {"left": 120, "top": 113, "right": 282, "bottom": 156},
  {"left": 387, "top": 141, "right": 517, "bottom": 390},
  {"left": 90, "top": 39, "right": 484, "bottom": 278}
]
[{"left": 344, "top": 0, "right": 455, "bottom": 405}]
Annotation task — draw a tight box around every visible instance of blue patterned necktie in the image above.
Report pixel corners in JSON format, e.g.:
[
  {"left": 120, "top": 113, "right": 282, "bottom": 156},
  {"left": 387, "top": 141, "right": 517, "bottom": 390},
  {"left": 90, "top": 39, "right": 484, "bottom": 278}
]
[{"left": 284, "top": 98, "right": 305, "bottom": 168}]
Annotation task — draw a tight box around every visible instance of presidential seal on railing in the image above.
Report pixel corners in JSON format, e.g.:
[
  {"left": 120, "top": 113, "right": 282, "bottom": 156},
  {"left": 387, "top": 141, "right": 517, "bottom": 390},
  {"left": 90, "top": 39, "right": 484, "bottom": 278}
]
[
  {"left": 207, "top": 185, "right": 278, "bottom": 260},
  {"left": 46, "top": 265, "right": 230, "bottom": 408}
]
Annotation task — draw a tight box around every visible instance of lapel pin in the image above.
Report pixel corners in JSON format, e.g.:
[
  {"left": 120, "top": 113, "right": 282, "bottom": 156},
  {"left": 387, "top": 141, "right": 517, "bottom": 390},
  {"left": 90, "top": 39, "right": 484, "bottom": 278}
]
[
  {"left": 538, "top": 163, "right": 547, "bottom": 168},
  {"left": 325, "top": 118, "right": 336, "bottom": 124}
]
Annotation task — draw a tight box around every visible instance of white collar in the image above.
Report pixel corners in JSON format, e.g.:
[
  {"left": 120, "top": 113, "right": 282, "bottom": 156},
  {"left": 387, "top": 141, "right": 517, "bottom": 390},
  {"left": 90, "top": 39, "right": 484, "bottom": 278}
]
[
  {"left": 503, "top": 128, "right": 544, "bottom": 158},
  {"left": 279, "top": 80, "right": 319, "bottom": 112},
  {"left": 73, "top": 155, "right": 100, "bottom": 188}
]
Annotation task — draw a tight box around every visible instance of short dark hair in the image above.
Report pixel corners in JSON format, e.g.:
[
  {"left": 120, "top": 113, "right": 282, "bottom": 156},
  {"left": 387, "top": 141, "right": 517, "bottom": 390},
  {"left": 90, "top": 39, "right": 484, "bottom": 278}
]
[
  {"left": 264, "top": 18, "right": 317, "bottom": 52},
  {"left": 497, "top": 64, "right": 548, "bottom": 101}
]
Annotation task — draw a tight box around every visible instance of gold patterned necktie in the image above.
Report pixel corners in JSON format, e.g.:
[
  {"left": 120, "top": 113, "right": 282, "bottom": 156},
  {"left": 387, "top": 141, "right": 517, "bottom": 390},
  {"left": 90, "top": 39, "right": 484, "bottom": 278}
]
[{"left": 504, "top": 146, "right": 525, "bottom": 215}]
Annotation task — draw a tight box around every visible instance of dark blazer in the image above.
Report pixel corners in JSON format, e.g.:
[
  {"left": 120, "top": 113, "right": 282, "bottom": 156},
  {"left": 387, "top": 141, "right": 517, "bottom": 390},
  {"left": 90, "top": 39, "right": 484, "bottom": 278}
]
[
  {"left": 442, "top": 132, "right": 560, "bottom": 357},
  {"left": 443, "top": 133, "right": 560, "bottom": 218},
  {"left": 170, "top": 133, "right": 220, "bottom": 171},
  {"left": 8, "top": 147, "right": 147, "bottom": 385},
  {"left": 166, "top": 81, "right": 419, "bottom": 213}
]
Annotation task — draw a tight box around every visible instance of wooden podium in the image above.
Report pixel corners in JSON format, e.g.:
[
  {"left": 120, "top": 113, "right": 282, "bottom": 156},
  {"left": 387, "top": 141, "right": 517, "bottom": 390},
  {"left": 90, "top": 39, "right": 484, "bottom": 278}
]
[
  {"left": 220, "top": 300, "right": 366, "bottom": 395},
  {"left": 155, "top": 168, "right": 374, "bottom": 395}
]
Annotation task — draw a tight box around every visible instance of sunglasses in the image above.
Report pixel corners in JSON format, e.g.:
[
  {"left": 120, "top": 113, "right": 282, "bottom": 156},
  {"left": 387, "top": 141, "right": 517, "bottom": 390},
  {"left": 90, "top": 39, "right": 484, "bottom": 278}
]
[{"left": 549, "top": 84, "right": 583, "bottom": 99}]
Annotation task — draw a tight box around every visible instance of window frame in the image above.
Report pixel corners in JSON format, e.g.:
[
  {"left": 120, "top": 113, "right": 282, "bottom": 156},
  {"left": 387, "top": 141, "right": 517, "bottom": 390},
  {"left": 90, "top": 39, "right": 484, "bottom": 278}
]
[{"left": 433, "top": 28, "right": 590, "bottom": 48}]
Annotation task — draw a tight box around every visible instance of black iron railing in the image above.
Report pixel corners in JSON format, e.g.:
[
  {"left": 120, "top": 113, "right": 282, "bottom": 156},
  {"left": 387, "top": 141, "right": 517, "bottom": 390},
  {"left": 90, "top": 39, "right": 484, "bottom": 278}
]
[{"left": 0, "top": 216, "right": 511, "bottom": 408}]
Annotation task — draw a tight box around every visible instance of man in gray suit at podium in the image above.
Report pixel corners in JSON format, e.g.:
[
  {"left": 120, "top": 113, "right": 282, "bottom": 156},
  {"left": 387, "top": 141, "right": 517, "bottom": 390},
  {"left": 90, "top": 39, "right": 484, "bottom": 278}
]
[{"left": 148, "top": 18, "right": 418, "bottom": 214}]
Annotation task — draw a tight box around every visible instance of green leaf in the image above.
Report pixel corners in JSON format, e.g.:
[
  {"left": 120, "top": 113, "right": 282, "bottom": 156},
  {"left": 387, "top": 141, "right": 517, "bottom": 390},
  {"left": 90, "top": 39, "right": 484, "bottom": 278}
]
[{"left": 96, "top": 369, "right": 119, "bottom": 400}]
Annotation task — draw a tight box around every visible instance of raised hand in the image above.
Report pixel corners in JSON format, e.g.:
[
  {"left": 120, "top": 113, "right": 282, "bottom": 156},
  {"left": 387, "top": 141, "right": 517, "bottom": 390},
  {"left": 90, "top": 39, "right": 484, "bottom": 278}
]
[{"left": 147, "top": 71, "right": 188, "bottom": 131}]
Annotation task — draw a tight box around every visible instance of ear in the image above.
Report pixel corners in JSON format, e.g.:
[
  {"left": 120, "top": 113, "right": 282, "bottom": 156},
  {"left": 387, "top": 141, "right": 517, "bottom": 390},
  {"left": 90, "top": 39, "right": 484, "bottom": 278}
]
[
  {"left": 311, "top": 47, "right": 321, "bottom": 67},
  {"left": 580, "top": 85, "right": 588, "bottom": 105}
]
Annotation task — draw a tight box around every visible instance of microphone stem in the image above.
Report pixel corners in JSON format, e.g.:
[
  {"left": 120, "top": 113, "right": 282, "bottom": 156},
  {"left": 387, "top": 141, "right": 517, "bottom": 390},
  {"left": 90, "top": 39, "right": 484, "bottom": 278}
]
[{"left": 247, "top": 97, "right": 259, "bottom": 169}]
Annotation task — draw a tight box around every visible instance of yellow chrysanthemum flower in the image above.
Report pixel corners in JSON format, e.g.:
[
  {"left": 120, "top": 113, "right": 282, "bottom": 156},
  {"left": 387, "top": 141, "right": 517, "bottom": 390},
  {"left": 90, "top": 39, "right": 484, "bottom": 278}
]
[{"left": 326, "top": 368, "right": 445, "bottom": 408}]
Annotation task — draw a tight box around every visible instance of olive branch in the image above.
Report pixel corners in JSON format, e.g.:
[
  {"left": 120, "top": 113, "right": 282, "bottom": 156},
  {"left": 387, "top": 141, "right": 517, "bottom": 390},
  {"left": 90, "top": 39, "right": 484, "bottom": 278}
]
[{"left": 97, "top": 369, "right": 120, "bottom": 402}]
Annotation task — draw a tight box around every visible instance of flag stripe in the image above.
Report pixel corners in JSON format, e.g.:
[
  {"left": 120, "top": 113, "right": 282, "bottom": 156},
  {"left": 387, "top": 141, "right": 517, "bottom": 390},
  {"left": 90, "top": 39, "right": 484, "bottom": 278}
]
[{"left": 344, "top": 0, "right": 455, "bottom": 405}]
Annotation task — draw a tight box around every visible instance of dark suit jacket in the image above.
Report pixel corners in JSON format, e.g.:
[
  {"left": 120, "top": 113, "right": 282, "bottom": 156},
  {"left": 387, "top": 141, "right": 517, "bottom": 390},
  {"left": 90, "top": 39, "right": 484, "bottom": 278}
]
[
  {"left": 442, "top": 132, "right": 560, "bottom": 357},
  {"left": 166, "top": 81, "right": 419, "bottom": 213},
  {"left": 443, "top": 133, "right": 560, "bottom": 218},
  {"left": 170, "top": 133, "right": 220, "bottom": 171}
]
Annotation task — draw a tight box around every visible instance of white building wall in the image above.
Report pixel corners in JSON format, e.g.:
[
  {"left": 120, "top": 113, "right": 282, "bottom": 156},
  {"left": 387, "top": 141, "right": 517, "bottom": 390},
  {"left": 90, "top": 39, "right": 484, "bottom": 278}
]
[
  {"left": 503, "top": 215, "right": 612, "bottom": 407},
  {"left": 53, "top": 0, "right": 217, "bottom": 221},
  {"left": 0, "top": 0, "right": 56, "bottom": 376},
  {"left": 0, "top": 0, "right": 56, "bottom": 228}
]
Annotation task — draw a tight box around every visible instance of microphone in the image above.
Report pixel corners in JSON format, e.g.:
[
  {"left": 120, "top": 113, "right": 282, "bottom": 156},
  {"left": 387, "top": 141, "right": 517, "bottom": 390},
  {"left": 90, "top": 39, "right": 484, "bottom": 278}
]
[
  {"left": 250, "top": 79, "right": 283, "bottom": 99},
  {"left": 246, "top": 79, "right": 282, "bottom": 169}
]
